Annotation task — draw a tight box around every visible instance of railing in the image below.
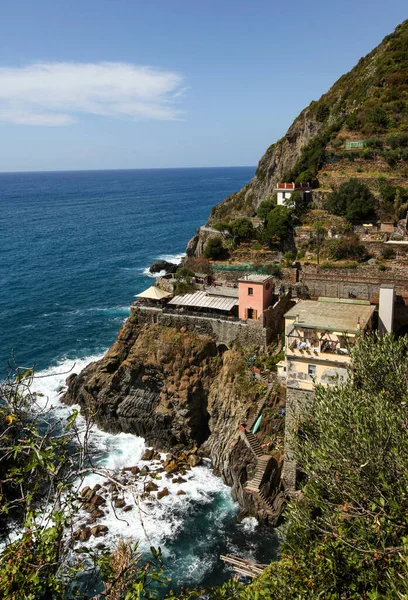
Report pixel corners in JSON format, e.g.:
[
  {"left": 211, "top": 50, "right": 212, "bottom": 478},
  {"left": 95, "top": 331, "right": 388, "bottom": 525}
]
[
  {"left": 287, "top": 337, "right": 350, "bottom": 357},
  {"left": 162, "top": 307, "right": 242, "bottom": 323}
]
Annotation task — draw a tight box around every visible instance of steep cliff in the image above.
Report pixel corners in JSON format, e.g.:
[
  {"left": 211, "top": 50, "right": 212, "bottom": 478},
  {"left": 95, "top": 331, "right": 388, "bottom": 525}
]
[
  {"left": 62, "top": 315, "right": 283, "bottom": 521},
  {"left": 187, "top": 19, "right": 408, "bottom": 255}
]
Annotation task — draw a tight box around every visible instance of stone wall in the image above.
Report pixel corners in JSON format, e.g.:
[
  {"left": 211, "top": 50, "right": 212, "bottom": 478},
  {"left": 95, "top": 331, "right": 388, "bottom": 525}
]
[
  {"left": 130, "top": 307, "right": 268, "bottom": 347},
  {"left": 262, "top": 293, "right": 295, "bottom": 342},
  {"left": 283, "top": 387, "right": 313, "bottom": 495},
  {"left": 301, "top": 265, "right": 408, "bottom": 301}
]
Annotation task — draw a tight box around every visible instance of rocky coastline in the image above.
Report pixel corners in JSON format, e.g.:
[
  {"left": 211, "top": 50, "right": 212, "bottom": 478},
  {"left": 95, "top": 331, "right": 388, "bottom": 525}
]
[{"left": 62, "top": 313, "right": 285, "bottom": 524}]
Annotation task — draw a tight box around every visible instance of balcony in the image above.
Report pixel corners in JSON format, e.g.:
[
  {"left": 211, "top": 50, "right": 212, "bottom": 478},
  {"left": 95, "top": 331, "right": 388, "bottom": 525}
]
[{"left": 286, "top": 335, "right": 352, "bottom": 364}]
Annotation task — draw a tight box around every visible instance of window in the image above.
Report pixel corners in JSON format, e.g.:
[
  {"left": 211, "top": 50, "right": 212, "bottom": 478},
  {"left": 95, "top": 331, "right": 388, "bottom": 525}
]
[
  {"left": 308, "top": 364, "right": 317, "bottom": 378},
  {"left": 282, "top": 192, "right": 286, "bottom": 199},
  {"left": 248, "top": 287, "right": 253, "bottom": 295}
]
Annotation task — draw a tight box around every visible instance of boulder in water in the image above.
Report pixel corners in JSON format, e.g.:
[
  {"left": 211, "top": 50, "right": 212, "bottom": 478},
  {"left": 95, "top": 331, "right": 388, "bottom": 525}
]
[
  {"left": 157, "top": 488, "right": 169, "bottom": 500},
  {"left": 141, "top": 448, "right": 155, "bottom": 461},
  {"left": 149, "top": 260, "right": 179, "bottom": 274}
]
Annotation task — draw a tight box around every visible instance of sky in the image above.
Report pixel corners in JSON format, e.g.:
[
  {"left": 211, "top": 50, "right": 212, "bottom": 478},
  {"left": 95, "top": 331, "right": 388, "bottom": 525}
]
[{"left": 0, "top": 0, "right": 407, "bottom": 172}]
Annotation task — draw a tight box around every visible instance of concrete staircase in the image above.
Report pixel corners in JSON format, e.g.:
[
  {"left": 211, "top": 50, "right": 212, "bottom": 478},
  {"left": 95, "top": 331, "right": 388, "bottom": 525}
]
[
  {"left": 244, "top": 455, "right": 271, "bottom": 492},
  {"left": 244, "top": 431, "right": 263, "bottom": 457},
  {"left": 247, "top": 382, "right": 274, "bottom": 431},
  {"left": 238, "top": 379, "right": 282, "bottom": 517}
]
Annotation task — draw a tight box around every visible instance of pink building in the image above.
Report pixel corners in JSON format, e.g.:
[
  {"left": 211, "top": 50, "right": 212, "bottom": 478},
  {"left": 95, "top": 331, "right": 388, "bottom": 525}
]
[{"left": 238, "top": 275, "right": 274, "bottom": 321}]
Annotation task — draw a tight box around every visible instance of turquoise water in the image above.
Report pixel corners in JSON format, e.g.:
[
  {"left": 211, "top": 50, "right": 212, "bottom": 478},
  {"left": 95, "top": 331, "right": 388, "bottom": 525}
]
[{"left": 0, "top": 167, "right": 278, "bottom": 590}]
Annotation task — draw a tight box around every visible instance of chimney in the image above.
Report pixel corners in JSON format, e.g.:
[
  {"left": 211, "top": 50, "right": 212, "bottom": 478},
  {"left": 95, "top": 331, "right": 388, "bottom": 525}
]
[{"left": 378, "top": 284, "right": 395, "bottom": 335}]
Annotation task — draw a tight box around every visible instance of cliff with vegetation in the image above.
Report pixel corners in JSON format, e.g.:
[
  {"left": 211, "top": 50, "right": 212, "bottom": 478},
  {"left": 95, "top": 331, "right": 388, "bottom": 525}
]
[{"left": 187, "top": 19, "right": 408, "bottom": 258}]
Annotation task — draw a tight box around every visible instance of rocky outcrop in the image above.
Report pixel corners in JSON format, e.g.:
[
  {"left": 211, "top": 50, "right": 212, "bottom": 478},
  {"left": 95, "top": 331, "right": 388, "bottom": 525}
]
[
  {"left": 149, "top": 259, "right": 179, "bottom": 274},
  {"left": 62, "top": 316, "right": 218, "bottom": 449},
  {"left": 62, "top": 319, "right": 283, "bottom": 521}
]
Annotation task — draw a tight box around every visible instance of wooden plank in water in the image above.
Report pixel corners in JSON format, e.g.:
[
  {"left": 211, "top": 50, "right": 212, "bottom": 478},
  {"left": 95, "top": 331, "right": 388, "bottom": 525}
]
[{"left": 220, "top": 554, "right": 267, "bottom": 578}]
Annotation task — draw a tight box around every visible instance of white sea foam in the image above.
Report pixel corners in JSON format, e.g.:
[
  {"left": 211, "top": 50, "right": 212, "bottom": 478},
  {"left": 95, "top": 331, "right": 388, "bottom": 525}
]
[
  {"left": 157, "top": 252, "right": 185, "bottom": 263},
  {"left": 141, "top": 267, "right": 167, "bottom": 278},
  {"left": 30, "top": 355, "right": 237, "bottom": 563},
  {"left": 141, "top": 252, "right": 185, "bottom": 278}
]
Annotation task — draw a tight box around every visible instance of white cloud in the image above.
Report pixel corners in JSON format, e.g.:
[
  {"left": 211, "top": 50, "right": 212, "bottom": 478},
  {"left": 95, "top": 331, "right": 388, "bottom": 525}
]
[{"left": 0, "top": 62, "right": 185, "bottom": 126}]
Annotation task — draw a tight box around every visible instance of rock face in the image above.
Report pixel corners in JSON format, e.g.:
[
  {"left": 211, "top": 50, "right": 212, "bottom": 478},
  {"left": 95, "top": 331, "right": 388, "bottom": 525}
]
[
  {"left": 62, "top": 315, "right": 218, "bottom": 449},
  {"left": 149, "top": 259, "right": 179, "bottom": 274},
  {"left": 62, "top": 319, "right": 282, "bottom": 521},
  {"left": 187, "top": 19, "right": 408, "bottom": 255}
]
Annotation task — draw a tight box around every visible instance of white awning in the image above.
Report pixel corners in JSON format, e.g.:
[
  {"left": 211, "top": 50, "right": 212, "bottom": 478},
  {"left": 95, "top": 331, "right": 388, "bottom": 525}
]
[
  {"left": 168, "top": 291, "right": 238, "bottom": 312},
  {"left": 135, "top": 286, "right": 171, "bottom": 300}
]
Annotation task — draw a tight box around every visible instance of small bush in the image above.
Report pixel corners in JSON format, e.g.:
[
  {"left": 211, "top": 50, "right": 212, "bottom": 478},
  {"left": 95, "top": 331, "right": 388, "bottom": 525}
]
[
  {"left": 203, "top": 237, "right": 224, "bottom": 259},
  {"left": 284, "top": 250, "right": 297, "bottom": 265},
  {"left": 213, "top": 221, "right": 231, "bottom": 232},
  {"left": 326, "top": 236, "right": 368, "bottom": 261},
  {"left": 230, "top": 217, "right": 254, "bottom": 242},
  {"left": 381, "top": 246, "right": 396, "bottom": 259},
  {"left": 264, "top": 264, "right": 282, "bottom": 278}
]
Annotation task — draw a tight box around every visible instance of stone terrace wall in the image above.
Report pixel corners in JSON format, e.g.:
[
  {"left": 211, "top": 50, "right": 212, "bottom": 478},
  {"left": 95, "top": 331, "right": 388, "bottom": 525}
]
[
  {"left": 301, "top": 265, "right": 408, "bottom": 301},
  {"left": 130, "top": 307, "right": 268, "bottom": 347}
]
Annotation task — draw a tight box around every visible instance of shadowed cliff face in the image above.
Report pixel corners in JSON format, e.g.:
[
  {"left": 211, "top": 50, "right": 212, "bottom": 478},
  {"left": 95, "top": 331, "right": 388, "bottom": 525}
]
[
  {"left": 62, "top": 318, "right": 218, "bottom": 449},
  {"left": 62, "top": 317, "right": 282, "bottom": 520}
]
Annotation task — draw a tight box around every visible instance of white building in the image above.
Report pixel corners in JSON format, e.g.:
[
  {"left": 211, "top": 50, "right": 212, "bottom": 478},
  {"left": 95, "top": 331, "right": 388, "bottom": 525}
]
[{"left": 276, "top": 182, "right": 311, "bottom": 207}]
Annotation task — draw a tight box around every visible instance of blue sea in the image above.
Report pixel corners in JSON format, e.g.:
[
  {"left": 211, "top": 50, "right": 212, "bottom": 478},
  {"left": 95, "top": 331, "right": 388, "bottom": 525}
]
[{"left": 0, "top": 167, "right": 278, "bottom": 591}]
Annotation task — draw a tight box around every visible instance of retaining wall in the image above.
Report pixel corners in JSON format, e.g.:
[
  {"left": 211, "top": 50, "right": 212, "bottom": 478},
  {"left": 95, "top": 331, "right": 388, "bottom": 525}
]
[
  {"left": 283, "top": 387, "right": 313, "bottom": 495},
  {"left": 131, "top": 307, "right": 268, "bottom": 347}
]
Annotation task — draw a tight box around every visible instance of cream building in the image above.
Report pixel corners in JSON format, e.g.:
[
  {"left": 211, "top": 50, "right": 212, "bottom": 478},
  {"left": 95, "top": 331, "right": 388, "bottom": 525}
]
[
  {"left": 278, "top": 298, "right": 375, "bottom": 390},
  {"left": 280, "top": 298, "right": 376, "bottom": 494}
]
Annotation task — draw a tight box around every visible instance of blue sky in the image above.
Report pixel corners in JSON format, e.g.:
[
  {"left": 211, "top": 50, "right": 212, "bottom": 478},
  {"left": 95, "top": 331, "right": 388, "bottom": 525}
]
[{"left": 0, "top": 0, "right": 407, "bottom": 172}]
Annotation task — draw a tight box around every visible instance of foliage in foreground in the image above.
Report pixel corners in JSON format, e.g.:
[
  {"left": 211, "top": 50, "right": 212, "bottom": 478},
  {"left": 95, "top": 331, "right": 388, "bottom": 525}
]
[
  {"left": 186, "top": 334, "right": 408, "bottom": 599},
  {"left": 0, "top": 363, "right": 172, "bottom": 599}
]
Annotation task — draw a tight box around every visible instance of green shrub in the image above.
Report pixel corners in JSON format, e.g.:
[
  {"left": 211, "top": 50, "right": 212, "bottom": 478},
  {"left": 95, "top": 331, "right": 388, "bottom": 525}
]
[
  {"left": 346, "top": 113, "right": 361, "bottom": 130},
  {"left": 213, "top": 221, "right": 231, "bottom": 232},
  {"left": 284, "top": 250, "right": 297, "bottom": 265},
  {"left": 230, "top": 217, "right": 254, "bottom": 242},
  {"left": 264, "top": 263, "right": 282, "bottom": 278},
  {"left": 326, "top": 236, "right": 367, "bottom": 261},
  {"left": 203, "top": 237, "right": 224, "bottom": 259},
  {"left": 262, "top": 206, "right": 292, "bottom": 249},
  {"left": 381, "top": 246, "right": 396, "bottom": 259},
  {"left": 257, "top": 197, "right": 277, "bottom": 222},
  {"left": 325, "top": 178, "right": 376, "bottom": 222},
  {"left": 386, "top": 132, "right": 408, "bottom": 148},
  {"left": 365, "top": 136, "right": 384, "bottom": 149},
  {"left": 315, "top": 103, "right": 330, "bottom": 122}
]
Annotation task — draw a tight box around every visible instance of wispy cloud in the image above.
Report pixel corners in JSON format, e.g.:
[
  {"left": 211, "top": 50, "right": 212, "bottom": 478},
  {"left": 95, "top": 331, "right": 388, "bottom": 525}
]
[{"left": 0, "top": 62, "right": 185, "bottom": 126}]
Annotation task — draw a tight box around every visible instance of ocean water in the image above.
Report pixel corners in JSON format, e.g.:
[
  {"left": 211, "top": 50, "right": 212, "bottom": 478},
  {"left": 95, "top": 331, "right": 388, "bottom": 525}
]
[{"left": 0, "top": 168, "right": 278, "bottom": 591}]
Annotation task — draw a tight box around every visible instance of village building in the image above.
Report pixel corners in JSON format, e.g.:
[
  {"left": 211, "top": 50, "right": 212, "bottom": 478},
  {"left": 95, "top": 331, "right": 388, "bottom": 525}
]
[
  {"left": 132, "top": 273, "right": 293, "bottom": 348},
  {"left": 134, "top": 285, "right": 172, "bottom": 306},
  {"left": 276, "top": 182, "right": 311, "bottom": 207},
  {"left": 278, "top": 298, "right": 376, "bottom": 390},
  {"left": 238, "top": 274, "right": 274, "bottom": 321},
  {"left": 280, "top": 297, "right": 377, "bottom": 494}
]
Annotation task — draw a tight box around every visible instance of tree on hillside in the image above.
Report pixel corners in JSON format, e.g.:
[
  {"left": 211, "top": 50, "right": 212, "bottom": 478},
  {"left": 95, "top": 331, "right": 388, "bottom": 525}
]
[
  {"left": 378, "top": 177, "right": 408, "bottom": 221},
  {"left": 257, "top": 197, "right": 277, "bottom": 223},
  {"left": 230, "top": 217, "right": 254, "bottom": 243},
  {"left": 325, "top": 179, "right": 376, "bottom": 223},
  {"left": 203, "top": 236, "right": 224, "bottom": 259},
  {"left": 262, "top": 206, "right": 292, "bottom": 248}
]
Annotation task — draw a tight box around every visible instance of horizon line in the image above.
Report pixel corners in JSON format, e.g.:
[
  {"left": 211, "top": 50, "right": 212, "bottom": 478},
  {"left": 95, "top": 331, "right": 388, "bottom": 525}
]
[{"left": 0, "top": 165, "right": 256, "bottom": 175}]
